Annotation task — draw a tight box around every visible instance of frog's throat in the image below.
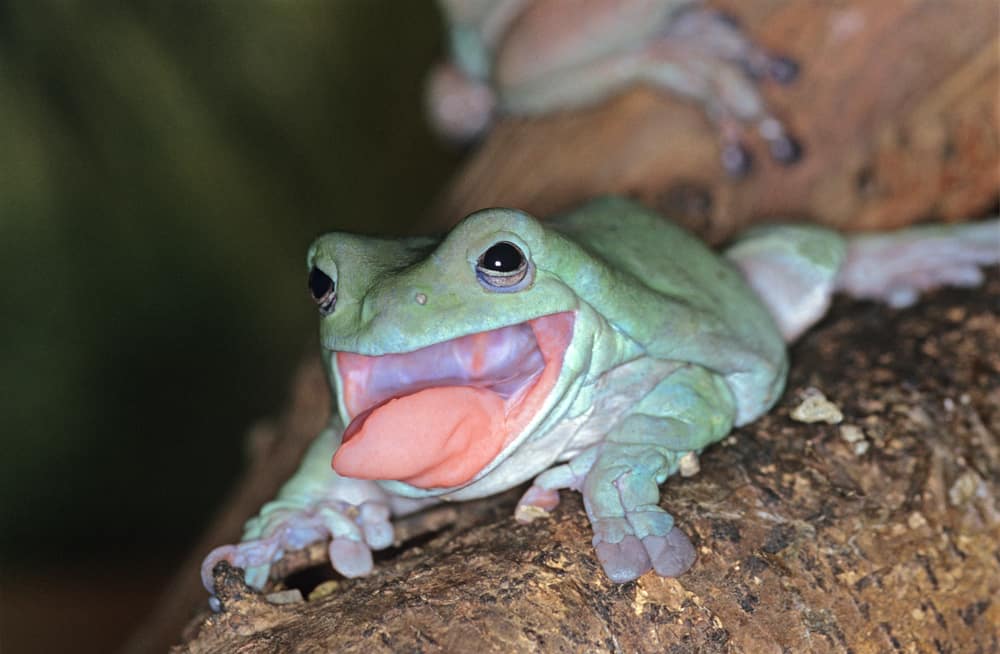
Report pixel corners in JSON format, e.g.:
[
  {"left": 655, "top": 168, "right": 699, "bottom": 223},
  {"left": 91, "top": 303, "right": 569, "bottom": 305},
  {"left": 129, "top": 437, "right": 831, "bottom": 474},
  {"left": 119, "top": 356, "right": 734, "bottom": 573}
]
[{"left": 331, "top": 311, "right": 574, "bottom": 489}]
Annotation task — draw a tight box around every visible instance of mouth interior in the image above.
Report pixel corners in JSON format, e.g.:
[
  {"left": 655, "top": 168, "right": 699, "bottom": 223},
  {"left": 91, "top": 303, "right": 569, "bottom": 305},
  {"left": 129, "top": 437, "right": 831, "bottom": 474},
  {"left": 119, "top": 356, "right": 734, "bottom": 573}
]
[{"left": 332, "top": 311, "right": 574, "bottom": 489}]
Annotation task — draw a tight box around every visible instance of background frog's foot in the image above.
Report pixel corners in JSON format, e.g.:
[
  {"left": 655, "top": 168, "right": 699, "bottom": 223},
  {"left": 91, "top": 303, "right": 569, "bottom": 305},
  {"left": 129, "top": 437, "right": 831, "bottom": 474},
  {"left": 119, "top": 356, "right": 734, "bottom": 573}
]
[
  {"left": 646, "top": 7, "right": 803, "bottom": 176},
  {"left": 200, "top": 498, "right": 394, "bottom": 595},
  {"left": 837, "top": 219, "right": 1000, "bottom": 307}
]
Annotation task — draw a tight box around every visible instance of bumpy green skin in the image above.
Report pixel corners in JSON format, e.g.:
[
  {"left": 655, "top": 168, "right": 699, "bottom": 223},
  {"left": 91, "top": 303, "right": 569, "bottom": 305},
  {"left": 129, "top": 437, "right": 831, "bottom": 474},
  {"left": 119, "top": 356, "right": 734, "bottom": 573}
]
[
  {"left": 203, "top": 197, "right": 857, "bottom": 591},
  {"left": 309, "top": 198, "right": 788, "bottom": 499},
  {"left": 305, "top": 197, "right": 798, "bottom": 580}
]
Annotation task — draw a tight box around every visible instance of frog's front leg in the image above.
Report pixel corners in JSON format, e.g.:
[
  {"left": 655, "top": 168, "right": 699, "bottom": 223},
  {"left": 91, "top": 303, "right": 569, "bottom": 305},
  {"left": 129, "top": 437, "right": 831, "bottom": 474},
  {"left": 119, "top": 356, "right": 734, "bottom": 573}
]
[
  {"left": 514, "top": 439, "right": 695, "bottom": 580},
  {"left": 201, "top": 423, "right": 409, "bottom": 597},
  {"left": 582, "top": 366, "right": 735, "bottom": 582},
  {"left": 584, "top": 439, "right": 695, "bottom": 581}
]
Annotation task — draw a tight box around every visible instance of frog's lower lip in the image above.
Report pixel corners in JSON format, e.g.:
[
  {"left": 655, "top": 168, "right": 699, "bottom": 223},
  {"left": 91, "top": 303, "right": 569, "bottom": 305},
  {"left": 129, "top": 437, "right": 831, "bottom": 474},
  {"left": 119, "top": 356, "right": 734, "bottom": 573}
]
[{"left": 331, "top": 311, "right": 575, "bottom": 489}]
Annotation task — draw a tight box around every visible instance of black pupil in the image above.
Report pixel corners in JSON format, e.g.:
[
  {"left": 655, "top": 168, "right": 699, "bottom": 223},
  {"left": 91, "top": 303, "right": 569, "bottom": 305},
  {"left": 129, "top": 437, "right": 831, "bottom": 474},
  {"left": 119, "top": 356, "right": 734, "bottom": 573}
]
[
  {"left": 482, "top": 242, "right": 523, "bottom": 272},
  {"left": 308, "top": 267, "right": 333, "bottom": 300}
]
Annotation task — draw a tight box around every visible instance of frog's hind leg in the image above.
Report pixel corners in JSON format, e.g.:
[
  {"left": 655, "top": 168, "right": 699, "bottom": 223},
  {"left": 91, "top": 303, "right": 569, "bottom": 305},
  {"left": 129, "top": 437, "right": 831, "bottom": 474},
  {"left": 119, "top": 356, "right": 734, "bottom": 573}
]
[
  {"left": 835, "top": 219, "right": 1000, "bottom": 307},
  {"left": 639, "top": 7, "right": 803, "bottom": 176},
  {"left": 725, "top": 225, "right": 847, "bottom": 342}
]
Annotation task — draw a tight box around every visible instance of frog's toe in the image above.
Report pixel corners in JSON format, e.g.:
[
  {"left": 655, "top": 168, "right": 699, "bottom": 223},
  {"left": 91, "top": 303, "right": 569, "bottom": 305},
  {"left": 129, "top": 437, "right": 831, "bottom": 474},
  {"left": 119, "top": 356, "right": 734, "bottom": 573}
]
[
  {"left": 721, "top": 141, "right": 754, "bottom": 178},
  {"left": 767, "top": 55, "right": 800, "bottom": 85},
  {"left": 200, "top": 539, "right": 281, "bottom": 593},
  {"left": 328, "top": 538, "right": 374, "bottom": 578},
  {"left": 358, "top": 501, "right": 394, "bottom": 549},
  {"left": 643, "top": 527, "right": 697, "bottom": 577},
  {"left": 595, "top": 535, "right": 653, "bottom": 583},
  {"left": 769, "top": 133, "right": 803, "bottom": 165}
]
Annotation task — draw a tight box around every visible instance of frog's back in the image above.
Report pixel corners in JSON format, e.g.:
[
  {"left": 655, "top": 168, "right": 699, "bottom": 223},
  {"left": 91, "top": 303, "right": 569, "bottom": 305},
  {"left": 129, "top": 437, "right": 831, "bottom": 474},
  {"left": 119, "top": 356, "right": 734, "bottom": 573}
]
[{"left": 548, "top": 197, "right": 787, "bottom": 424}]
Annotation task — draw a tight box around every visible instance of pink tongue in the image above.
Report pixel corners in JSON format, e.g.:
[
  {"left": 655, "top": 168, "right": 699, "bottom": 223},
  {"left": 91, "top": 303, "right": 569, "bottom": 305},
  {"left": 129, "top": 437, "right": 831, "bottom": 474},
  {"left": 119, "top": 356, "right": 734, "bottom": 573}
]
[{"left": 332, "top": 386, "right": 506, "bottom": 489}]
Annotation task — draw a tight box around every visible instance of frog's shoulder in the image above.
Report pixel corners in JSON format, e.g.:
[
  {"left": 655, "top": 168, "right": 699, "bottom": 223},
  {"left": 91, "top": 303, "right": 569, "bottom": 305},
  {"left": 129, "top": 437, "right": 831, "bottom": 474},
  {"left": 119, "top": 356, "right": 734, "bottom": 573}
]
[
  {"left": 547, "top": 197, "right": 717, "bottom": 282},
  {"left": 546, "top": 197, "right": 760, "bottom": 320}
]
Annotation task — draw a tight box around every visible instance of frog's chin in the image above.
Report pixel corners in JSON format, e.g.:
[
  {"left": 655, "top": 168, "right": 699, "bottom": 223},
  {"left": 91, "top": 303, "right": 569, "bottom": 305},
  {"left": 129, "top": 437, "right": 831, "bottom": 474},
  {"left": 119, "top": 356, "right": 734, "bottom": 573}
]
[{"left": 331, "top": 311, "right": 575, "bottom": 491}]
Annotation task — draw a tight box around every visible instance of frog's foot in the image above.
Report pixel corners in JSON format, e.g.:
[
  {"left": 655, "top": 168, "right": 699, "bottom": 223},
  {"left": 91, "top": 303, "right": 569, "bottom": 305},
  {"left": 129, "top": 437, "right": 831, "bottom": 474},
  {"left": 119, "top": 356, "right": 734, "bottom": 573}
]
[
  {"left": 837, "top": 219, "right": 1000, "bottom": 307},
  {"left": 200, "top": 498, "right": 394, "bottom": 595},
  {"left": 426, "top": 62, "right": 497, "bottom": 142},
  {"left": 592, "top": 517, "right": 696, "bottom": 583},
  {"left": 642, "top": 8, "right": 802, "bottom": 176}
]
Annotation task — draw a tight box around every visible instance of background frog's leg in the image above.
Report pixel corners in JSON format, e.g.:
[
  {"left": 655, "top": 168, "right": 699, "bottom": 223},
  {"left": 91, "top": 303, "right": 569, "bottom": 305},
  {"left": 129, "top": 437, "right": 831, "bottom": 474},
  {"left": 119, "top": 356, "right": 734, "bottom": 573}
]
[
  {"left": 835, "top": 219, "right": 1000, "bottom": 308},
  {"left": 645, "top": 7, "right": 803, "bottom": 175},
  {"left": 583, "top": 365, "right": 736, "bottom": 582},
  {"left": 499, "top": 6, "right": 801, "bottom": 176},
  {"left": 725, "top": 225, "right": 847, "bottom": 342},
  {"left": 427, "top": 0, "right": 530, "bottom": 140},
  {"left": 200, "top": 421, "right": 398, "bottom": 594}
]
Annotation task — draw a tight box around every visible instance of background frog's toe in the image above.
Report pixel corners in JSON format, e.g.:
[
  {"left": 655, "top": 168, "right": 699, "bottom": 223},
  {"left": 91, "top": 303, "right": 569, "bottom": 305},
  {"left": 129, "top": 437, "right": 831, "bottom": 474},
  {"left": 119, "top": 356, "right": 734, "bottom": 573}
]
[
  {"left": 595, "top": 535, "right": 652, "bottom": 583},
  {"left": 644, "top": 528, "right": 697, "bottom": 577}
]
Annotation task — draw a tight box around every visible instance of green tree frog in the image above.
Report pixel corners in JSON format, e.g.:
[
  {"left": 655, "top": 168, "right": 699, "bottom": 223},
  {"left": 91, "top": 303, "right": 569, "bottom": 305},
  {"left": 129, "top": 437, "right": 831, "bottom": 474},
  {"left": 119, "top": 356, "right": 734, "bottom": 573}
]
[
  {"left": 426, "top": 0, "right": 802, "bottom": 175},
  {"left": 202, "top": 198, "right": 998, "bottom": 597}
]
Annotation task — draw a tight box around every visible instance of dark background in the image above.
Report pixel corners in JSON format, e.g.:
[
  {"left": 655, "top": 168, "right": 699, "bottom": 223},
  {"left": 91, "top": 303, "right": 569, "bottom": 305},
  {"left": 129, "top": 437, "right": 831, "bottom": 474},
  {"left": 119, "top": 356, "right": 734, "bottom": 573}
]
[{"left": 0, "top": 2, "right": 458, "bottom": 651}]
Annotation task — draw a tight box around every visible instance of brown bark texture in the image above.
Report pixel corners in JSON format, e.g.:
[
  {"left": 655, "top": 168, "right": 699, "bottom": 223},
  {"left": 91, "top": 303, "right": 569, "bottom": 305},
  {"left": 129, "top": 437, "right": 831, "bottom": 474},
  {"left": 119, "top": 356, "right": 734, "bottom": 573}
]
[
  {"left": 433, "top": 0, "right": 999, "bottom": 242},
  {"left": 171, "top": 272, "right": 1000, "bottom": 653},
  {"left": 128, "top": 1, "right": 1000, "bottom": 651}
]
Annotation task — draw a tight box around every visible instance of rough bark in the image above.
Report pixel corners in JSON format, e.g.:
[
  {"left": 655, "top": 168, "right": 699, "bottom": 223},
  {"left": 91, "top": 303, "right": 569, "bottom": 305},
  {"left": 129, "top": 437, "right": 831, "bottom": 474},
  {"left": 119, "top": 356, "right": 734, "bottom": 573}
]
[{"left": 433, "top": 0, "right": 999, "bottom": 243}]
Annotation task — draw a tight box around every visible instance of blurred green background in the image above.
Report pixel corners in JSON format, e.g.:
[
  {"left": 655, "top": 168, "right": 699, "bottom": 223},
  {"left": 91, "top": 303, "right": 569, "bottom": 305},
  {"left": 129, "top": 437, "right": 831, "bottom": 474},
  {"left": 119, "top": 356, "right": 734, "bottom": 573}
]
[{"left": 0, "top": 2, "right": 457, "bottom": 651}]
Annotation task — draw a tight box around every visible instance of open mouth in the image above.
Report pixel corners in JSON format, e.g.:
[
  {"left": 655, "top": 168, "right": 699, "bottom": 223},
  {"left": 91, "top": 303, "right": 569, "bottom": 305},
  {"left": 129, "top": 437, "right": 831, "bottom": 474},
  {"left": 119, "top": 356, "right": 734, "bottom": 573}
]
[{"left": 331, "top": 312, "right": 575, "bottom": 489}]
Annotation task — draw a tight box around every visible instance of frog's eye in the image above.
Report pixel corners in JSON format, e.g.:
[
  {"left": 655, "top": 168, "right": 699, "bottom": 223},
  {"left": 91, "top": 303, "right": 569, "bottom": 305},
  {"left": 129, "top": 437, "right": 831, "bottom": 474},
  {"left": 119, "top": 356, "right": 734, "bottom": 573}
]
[
  {"left": 308, "top": 267, "right": 337, "bottom": 315},
  {"left": 476, "top": 241, "right": 532, "bottom": 291}
]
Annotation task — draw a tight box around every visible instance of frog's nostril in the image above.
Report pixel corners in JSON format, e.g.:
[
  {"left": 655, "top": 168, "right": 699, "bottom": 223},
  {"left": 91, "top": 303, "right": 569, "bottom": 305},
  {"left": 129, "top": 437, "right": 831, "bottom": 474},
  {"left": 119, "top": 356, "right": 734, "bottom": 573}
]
[{"left": 308, "top": 267, "right": 337, "bottom": 315}]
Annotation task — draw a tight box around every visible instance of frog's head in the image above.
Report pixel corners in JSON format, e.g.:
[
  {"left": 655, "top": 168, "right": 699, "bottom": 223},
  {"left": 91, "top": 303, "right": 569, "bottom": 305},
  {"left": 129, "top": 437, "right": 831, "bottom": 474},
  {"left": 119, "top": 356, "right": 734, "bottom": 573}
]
[{"left": 306, "top": 208, "right": 591, "bottom": 497}]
